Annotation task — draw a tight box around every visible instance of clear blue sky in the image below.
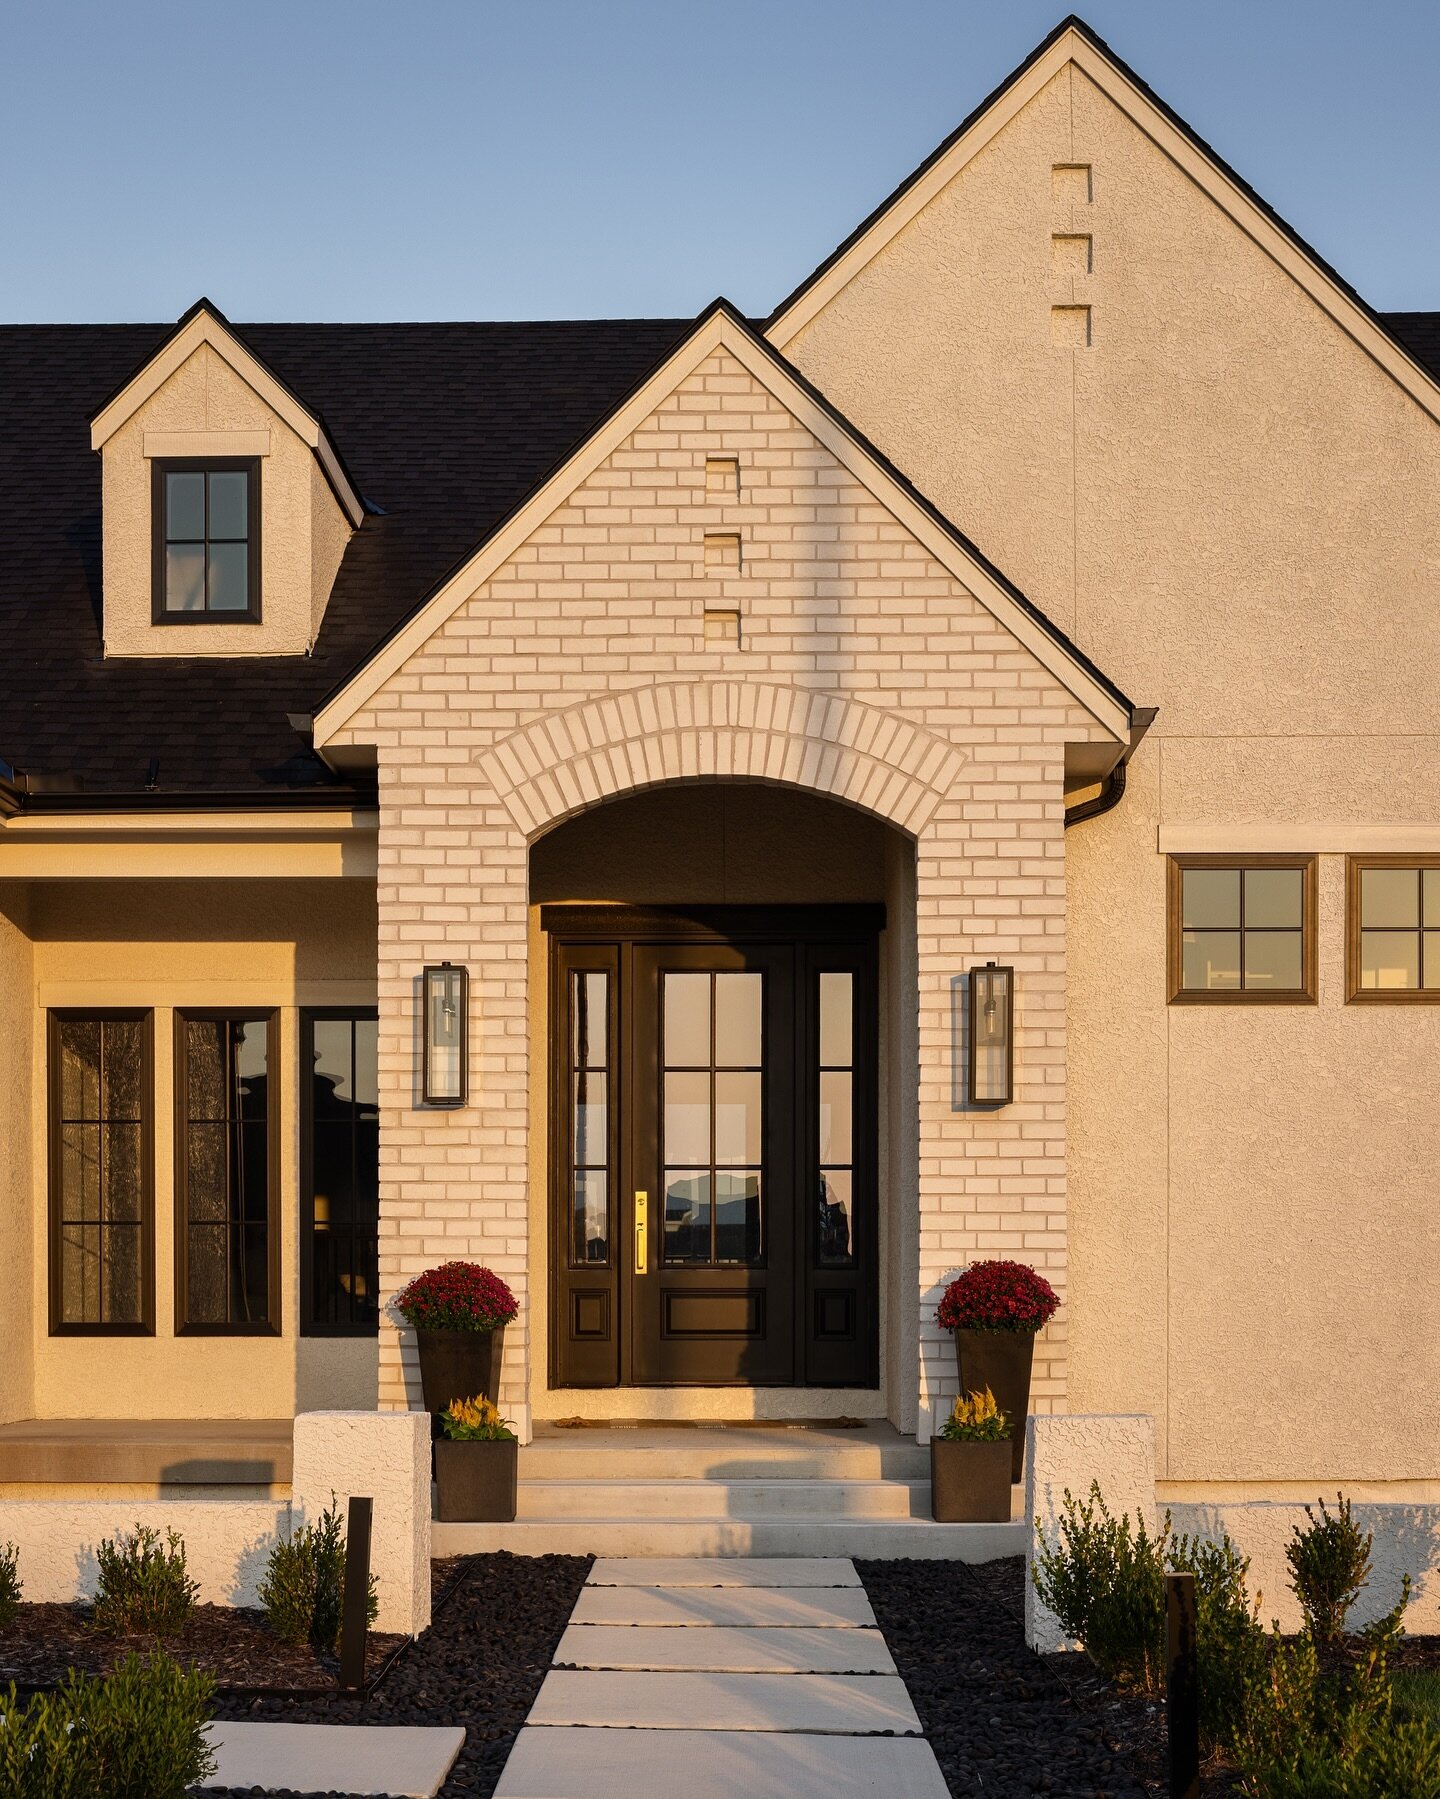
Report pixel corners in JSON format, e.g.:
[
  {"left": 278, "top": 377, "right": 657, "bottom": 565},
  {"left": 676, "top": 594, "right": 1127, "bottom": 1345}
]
[{"left": 4, "top": 0, "right": 1437, "bottom": 323}]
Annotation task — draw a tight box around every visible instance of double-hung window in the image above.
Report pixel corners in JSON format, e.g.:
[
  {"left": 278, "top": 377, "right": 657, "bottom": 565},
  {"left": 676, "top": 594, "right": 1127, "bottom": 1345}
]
[
  {"left": 152, "top": 459, "right": 260, "bottom": 621},
  {"left": 48, "top": 1011, "right": 154, "bottom": 1333},
  {"left": 1168, "top": 856, "right": 1317, "bottom": 1003},
  {"left": 175, "top": 1012, "right": 277, "bottom": 1332},
  {"left": 300, "top": 1010, "right": 380, "bottom": 1333},
  {"left": 1347, "top": 858, "right": 1440, "bottom": 1000}
]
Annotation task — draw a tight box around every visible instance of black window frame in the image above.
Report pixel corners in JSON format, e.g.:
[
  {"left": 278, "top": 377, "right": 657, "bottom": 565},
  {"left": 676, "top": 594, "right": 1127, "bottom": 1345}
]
[
  {"left": 47, "top": 1009, "right": 155, "bottom": 1337},
  {"left": 151, "top": 457, "right": 262, "bottom": 624},
  {"left": 174, "top": 1008, "right": 280, "bottom": 1336},
  {"left": 299, "top": 1007, "right": 380, "bottom": 1337}
]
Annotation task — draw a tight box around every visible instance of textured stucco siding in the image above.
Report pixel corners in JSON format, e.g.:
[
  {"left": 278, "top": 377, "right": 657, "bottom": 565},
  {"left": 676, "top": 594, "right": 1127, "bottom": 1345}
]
[
  {"left": 331, "top": 346, "right": 1114, "bottom": 1434},
  {"left": 25, "top": 878, "right": 378, "bottom": 1419},
  {"left": 100, "top": 344, "right": 351, "bottom": 658},
  {"left": 783, "top": 60, "right": 1440, "bottom": 1486}
]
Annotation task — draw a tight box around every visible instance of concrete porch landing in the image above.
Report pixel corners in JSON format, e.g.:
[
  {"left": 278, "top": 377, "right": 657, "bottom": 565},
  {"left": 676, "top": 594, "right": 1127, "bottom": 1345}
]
[
  {"left": 0, "top": 1418, "right": 293, "bottom": 1488},
  {"left": 433, "top": 1420, "right": 1026, "bottom": 1559}
]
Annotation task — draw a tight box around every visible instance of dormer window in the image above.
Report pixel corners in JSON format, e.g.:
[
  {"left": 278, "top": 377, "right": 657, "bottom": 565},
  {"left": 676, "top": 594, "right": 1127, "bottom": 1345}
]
[{"left": 152, "top": 459, "right": 260, "bottom": 621}]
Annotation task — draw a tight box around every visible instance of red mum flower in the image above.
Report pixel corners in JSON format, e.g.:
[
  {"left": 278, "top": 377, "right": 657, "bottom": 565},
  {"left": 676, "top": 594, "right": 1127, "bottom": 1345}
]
[
  {"left": 393, "top": 1262, "right": 519, "bottom": 1333},
  {"left": 935, "top": 1260, "right": 1058, "bottom": 1334}
]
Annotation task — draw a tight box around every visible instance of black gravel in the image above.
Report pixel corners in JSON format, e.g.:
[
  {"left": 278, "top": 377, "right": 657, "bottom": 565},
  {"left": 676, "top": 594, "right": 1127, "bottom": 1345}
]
[
  {"left": 857, "top": 1556, "right": 1154, "bottom": 1799},
  {"left": 208, "top": 1552, "right": 590, "bottom": 1799}
]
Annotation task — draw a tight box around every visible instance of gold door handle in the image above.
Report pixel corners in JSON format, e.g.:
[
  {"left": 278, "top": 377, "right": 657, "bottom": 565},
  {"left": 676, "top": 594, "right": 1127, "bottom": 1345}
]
[{"left": 635, "top": 1190, "right": 649, "bottom": 1275}]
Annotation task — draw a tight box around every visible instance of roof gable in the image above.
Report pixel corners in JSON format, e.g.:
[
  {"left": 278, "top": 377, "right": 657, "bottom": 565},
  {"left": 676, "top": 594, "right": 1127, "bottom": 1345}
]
[
  {"left": 312, "top": 301, "right": 1133, "bottom": 752},
  {"left": 767, "top": 16, "right": 1440, "bottom": 428},
  {"left": 89, "top": 298, "right": 367, "bottom": 527}
]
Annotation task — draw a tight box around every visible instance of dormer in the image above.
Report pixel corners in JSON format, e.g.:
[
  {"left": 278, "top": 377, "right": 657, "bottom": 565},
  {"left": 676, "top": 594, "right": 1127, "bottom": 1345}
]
[{"left": 89, "top": 299, "right": 365, "bottom": 658}]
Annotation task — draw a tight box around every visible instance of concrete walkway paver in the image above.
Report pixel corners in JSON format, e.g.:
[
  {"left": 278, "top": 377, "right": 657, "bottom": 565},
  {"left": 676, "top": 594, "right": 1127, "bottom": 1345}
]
[
  {"left": 493, "top": 1556, "right": 948, "bottom": 1799},
  {"left": 555, "top": 1621, "right": 897, "bottom": 1673},
  {"left": 570, "top": 1582, "right": 877, "bottom": 1627},
  {"left": 494, "top": 1727, "right": 951, "bottom": 1799},
  {"left": 202, "top": 1722, "right": 465, "bottom": 1799}
]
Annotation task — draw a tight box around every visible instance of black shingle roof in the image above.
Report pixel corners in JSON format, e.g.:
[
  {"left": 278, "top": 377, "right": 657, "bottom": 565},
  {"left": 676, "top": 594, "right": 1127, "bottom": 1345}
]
[
  {"left": 1386, "top": 313, "right": 1440, "bottom": 384},
  {"left": 0, "top": 319, "right": 687, "bottom": 799}
]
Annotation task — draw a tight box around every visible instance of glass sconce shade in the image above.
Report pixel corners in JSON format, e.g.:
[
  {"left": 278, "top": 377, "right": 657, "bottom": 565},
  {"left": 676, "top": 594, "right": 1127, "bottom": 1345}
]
[
  {"left": 422, "top": 963, "right": 467, "bottom": 1106},
  {"left": 968, "top": 962, "right": 1014, "bottom": 1106}
]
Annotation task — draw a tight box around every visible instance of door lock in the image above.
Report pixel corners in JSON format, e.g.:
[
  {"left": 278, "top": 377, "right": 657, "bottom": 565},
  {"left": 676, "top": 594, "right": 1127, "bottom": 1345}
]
[{"left": 635, "top": 1190, "right": 648, "bottom": 1275}]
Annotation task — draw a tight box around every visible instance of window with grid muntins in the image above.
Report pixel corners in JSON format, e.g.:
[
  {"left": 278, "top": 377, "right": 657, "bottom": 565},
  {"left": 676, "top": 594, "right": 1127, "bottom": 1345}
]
[
  {"left": 153, "top": 459, "right": 259, "bottom": 619},
  {"left": 1170, "top": 858, "right": 1316, "bottom": 1002},
  {"left": 50, "top": 1013, "right": 151, "bottom": 1331},
  {"left": 1350, "top": 860, "right": 1440, "bottom": 998}
]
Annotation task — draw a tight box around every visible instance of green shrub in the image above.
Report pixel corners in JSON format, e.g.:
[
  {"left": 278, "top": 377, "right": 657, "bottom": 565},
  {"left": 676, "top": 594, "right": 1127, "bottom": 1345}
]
[
  {"left": 0, "top": 1541, "right": 20, "bottom": 1627},
  {"left": 1170, "top": 1529, "right": 1268, "bottom": 1746},
  {"left": 91, "top": 1525, "right": 198, "bottom": 1639},
  {"left": 0, "top": 1652, "right": 214, "bottom": 1799},
  {"left": 1232, "top": 1629, "right": 1440, "bottom": 1799},
  {"left": 1285, "top": 1494, "right": 1372, "bottom": 1643},
  {"left": 1030, "top": 1481, "right": 1169, "bottom": 1687},
  {"left": 258, "top": 1498, "right": 377, "bottom": 1653}
]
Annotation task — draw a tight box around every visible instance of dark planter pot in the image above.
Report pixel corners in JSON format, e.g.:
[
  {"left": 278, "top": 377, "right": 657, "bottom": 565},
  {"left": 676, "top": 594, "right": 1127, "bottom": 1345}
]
[
  {"left": 415, "top": 1325, "right": 505, "bottom": 1413},
  {"left": 952, "top": 1328, "right": 1035, "bottom": 1483},
  {"left": 930, "top": 1437, "right": 1013, "bottom": 1523},
  {"left": 434, "top": 1437, "right": 518, "bottom": 1523}
]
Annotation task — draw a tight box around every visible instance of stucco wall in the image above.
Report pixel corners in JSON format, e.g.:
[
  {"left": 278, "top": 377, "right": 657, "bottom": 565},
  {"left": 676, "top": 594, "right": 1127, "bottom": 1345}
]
[
  {"left": 100, "top": 344, "right": 351, "bottom": 658},
  {"left": 0, "top": 886, "right": 36, "bottom": 1425},
  {"left": 330, "top": 344, "right": 1113, "bottom": 1431},
  {"left": 24, "top": 878, "right": 378, "bottom": 1418},
  {"left": 782, "top": 61, "right": 1440, "bottom": 1484}
]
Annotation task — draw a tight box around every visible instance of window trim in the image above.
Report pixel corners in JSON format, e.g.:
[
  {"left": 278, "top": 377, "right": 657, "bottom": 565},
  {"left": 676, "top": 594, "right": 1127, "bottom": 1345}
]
[
  {"left": 174, "top": 1009, "right": 281, "bottom": 1336},
  {"left": 299, "top": 1007, "right": 380, "bottom": 1338},
  {"left": 47, "top": 1009, "right": 155, "bottom": 1337},
  {"left": 1345, "top": 854, "right": 1440, "bottom": 1004},
  {"left": 151, "top": 456, "right": 262, "bottom": 624},
  {"left": 1166, "top": 854, "right": 1318, "bottom": 1006}
]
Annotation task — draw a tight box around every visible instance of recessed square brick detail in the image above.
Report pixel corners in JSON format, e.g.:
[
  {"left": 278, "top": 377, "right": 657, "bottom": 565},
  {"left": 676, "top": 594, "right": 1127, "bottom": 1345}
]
[
  {"left": 1051, "top": 234, "right": 1093, "bottom": 278},
  {"left": 1051, "top": 163, "right": 1092, "bottom": 204},
  {"left": 704, "top": 532, "right": 742, "bottom": 573},
  {"left": 705, "top": 454, "right": 740, "bottom": 498},
  {"left": 1050, "top": 304, "right": 1092, "bottom": 348},
  {"left": 703, "top": 607, "right": 742, "bottom": 648}
]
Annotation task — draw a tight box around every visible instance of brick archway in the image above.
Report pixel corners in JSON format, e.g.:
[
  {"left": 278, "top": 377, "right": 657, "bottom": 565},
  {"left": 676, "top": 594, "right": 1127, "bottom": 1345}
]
[{"left": 477, "top": 681, "right": 967, "bottom": 840}]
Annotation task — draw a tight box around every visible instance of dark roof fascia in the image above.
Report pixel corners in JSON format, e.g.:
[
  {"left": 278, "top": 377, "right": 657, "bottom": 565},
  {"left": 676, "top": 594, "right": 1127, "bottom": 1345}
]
[
  {"left": 765, "top": 15, "right": 1440, "bottom": 400},
  {"left": 316, "top": 297, "right": 1135, "bottom": 727},
  {"left": 11, "top": 786, "right": 377, "bottom": 816},
  {"left": 86, "top": 296, "right": 373, "bottom": 518}
]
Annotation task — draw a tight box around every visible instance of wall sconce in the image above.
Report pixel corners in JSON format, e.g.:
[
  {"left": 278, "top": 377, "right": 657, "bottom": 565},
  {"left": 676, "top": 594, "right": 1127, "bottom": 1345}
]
[
  {"left": 422, "top": 962, "right": 467, "bottom": 1107},
  {"left": 968, "top": 961, "right": 1014, "bottom": 1106}
]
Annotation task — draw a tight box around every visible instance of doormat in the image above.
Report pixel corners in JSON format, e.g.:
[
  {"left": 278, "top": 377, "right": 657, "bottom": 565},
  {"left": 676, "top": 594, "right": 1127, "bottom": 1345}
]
[{"left": 548, "top": 1416, "right": 868, "bottom": 1430}]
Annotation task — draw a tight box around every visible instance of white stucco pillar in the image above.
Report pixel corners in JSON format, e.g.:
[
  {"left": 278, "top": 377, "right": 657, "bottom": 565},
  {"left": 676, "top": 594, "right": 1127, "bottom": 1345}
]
[
  {"left": 1024, "top": 1412, "right": 1156, "bottom": 1651},
  {"left": 292, "top": 1409, "right": 431, "bottom": 1635}
]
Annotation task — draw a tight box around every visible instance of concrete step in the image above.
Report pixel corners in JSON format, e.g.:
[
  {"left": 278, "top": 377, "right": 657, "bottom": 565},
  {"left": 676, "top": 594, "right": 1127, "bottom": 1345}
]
[
  {"left": 520, "top": 1429, "right": 927, "bottom": 1484},
  {"left": 516, "top": 1478, "right": 930, "bottom": 1521},
  {"left": 432, "top": 1514, "right": 1025, "bottom": 1559}
]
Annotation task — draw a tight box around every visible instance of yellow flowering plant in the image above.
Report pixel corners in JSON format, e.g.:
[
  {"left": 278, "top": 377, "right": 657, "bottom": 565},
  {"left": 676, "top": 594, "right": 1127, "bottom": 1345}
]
[
  {"left": 439, "top": 1394, "right": 517, "bottom": 1443},
  {"left": 938, "top": 1385, "right": 1011, "bottom": 1443}
]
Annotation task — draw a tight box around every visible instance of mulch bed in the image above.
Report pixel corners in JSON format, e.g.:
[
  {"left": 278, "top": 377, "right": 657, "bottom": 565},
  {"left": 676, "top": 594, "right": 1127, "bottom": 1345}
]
[
  {"left": 207, "top": 1551, "right": 591, "bottom": 1799},
  {"left": 859, "top": 1555, "right": 1157, "bottom": 1798},
  {"left": 0, "top": 1600, "right": 404, "bottom": 1694}
]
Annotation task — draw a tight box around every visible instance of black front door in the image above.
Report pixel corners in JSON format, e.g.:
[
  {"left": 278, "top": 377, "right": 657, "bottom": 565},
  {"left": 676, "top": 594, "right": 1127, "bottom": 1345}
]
[{"left": 547, "top": 906, "right": 879, "bottom": 1389}]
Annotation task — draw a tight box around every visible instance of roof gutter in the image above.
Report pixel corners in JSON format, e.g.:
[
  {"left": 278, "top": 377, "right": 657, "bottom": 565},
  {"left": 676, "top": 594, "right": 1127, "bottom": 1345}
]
[{"left": 1064, "top": 707, "right": 1157, "bottom": 830}]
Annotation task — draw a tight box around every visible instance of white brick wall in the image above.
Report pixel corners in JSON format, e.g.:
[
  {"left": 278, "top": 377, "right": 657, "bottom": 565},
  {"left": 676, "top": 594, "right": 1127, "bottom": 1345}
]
[{"left": 332, "top": 348, "right": 1112, "bottom": 1426}]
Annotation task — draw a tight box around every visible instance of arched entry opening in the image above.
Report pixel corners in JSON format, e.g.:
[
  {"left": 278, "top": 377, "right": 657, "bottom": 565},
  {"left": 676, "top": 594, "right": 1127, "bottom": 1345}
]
[{"left": 526, "top": 780, "right": 918, "bottom": 1427}]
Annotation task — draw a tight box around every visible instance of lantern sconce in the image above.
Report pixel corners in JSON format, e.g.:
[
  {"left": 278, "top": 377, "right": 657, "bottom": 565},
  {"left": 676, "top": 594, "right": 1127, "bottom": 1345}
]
[
  {"left": 422, "top": 962, "right": 468, "bottom": 1107},
  {"left": 968, "top": 961, "right": 1014, "bottom": 1107}
]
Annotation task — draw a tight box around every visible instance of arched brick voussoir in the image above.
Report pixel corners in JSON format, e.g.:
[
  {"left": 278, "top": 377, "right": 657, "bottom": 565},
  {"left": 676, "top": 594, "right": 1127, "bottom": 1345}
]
[{"left": 476, "top": 682, "right": 969, "bottom": 843}]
